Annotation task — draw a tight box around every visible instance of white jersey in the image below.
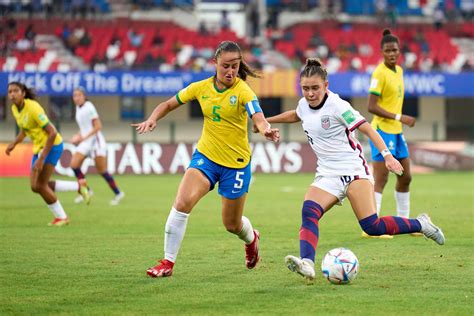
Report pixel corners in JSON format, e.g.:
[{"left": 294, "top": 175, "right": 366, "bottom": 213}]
[
  {"left": 75, "top": 101, "right": 107, "bottom": 157},
  {"left": 296, "top": 91, "right": 370, "bottom": 177}
]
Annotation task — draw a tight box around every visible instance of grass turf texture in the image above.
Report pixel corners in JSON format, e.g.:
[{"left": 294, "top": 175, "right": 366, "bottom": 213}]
[{"left": 0, "top": 172, "right": 472, "bottom": 315}]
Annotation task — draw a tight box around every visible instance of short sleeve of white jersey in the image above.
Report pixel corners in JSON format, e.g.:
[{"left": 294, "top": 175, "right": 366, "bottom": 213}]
[
  {"left": 295, "top": 97, "right": 306, "bottom": 120},
  {"left": 333, "top": 97, "right": 366, "bottom": 132},
  {"left": 85, "top": 102, "right": 99, "bottom": 120}
]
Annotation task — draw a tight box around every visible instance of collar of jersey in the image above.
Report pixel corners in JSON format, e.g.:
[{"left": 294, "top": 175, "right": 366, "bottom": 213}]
[
  {"left": 308, "top": 93, "right": 328, "bottom": 110},
  {"left": 213, "top": 76, "right": 237, "bottom": 93},
  {"left": 383, "top": 62, "right": 397, "bottom": 73}
]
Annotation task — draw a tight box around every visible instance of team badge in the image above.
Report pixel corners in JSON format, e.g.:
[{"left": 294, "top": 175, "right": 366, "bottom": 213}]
[
  {"left": 230, "top": 95, "right": 237, "bottom": 106},
  {"left": 197, "top": 158, "right": 204, "bottom": 166},
  {"left": 321, "top": 115, "right": 330, "bottom": 130}
]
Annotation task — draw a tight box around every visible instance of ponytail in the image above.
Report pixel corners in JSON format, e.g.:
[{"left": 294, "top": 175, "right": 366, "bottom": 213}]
[{"left": 300, "top": 58, "right": 328, "bottom": 81}]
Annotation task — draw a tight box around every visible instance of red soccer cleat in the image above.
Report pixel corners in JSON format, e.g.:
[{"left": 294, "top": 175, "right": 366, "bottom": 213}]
[
  {"left": 146, "top": 259, "right": 174, "bottom": 278},
  {"left": 245, "top": 230, "right": 260, "bottom": 269},
  {"left": 48, "top": 217, "right": 69, "bottom": 227}
]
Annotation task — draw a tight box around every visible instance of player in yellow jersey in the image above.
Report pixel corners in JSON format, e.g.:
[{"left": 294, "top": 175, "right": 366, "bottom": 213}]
[
  {"left": 5, "top": 82, "right": 90, "bottom": 226},
  {"left": 132, "top": 41, "right": 280, "bottom": 278},
  {"left": 366, "top": 29, "right": 418, "bottom": 238}
]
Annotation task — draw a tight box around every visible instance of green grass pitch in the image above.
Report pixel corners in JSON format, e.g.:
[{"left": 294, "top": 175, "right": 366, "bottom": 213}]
[{"left": 0, "top": 172, "right": 472, "bottom": 315}]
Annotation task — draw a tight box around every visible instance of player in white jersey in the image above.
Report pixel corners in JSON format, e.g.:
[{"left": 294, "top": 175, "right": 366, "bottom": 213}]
[
  {"left": 262, "top": 58, "right": 444, "bottom": 282},
  {"left": 70, "top": 88, "right": 124, "bottom": 205}
]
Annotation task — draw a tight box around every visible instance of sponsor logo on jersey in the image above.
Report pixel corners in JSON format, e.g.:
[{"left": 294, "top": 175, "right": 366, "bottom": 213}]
[
  {"left": 321, "top": 115, "right": 330, "bottom": 130},
  {"left": 342, "top": 110, "right": 356, "bottom": 124}
]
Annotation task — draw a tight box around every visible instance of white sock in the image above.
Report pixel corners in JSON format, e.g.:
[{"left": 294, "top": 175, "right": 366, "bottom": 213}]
[
  {"left": 237, "top": 216, "right": 255, "bottom": 244},
  {"left": 164, "top": 207, "right": 189, "bottom": 263},
  {"left": 374, "top": 192, "right": 383, "bottom": 216},
  {"left": 54, "top": 180, "right": 79, "bottom": 192},
  {"left": 395, "top": 191, "right": 410, "bottom": 218},
  {"left": 47, "top": 200, "right": 67, "bottom": 219}
]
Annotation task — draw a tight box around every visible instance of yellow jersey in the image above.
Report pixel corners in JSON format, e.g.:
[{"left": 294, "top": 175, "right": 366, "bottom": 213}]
[
  {"left": 11, "top": 98, "right": 62, "bottom": 154},
  {"left": 369, "top": 63, "right": 404, "bottom": 134},
  {"left": 176, "top": 76, "right": 261, "bottom": 168}
]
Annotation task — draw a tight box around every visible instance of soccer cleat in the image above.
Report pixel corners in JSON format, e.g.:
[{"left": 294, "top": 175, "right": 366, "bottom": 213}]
[
  {"left": 285, "top": 255, "right": 315, "bottom": 280},
  {"left": 78, "top": 179, "right": 91, "bottom": 205},
  {"left": 416, "top": 213, "right": 445, "bottom": 245},
  {"left": 110, "top": 191, "right": 125, "bottom": 206},
  {"left": 245, "top": 230, "right": 260, "bottom": 269},
  {"left": 74, "top": 189, "right": 94, "bottom": 204},
  {"left": 361, "top": 231, "right": 394, "bottom": 239},
  {"left": 48, "top": 217, "right": 69, "bottom": 227},
  {"left": 146, "top": 259, "right": 174, "bottom": 278}
]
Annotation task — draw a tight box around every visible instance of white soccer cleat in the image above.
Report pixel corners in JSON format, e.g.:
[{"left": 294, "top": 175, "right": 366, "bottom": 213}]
[
  {"left": 417, "top": 213, "right": 445, "bottom": 245},
  {"left": 110, "top": 191, "right": 125, "bottom": 206},
  {"left": 285, "top": 255, "right": 315, "bottom": 280}
]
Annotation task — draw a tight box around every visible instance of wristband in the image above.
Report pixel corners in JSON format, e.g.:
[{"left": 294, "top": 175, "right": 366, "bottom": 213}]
[
  {"left": 395, "top": 114, "right": 402, "bottom": 121},
  {"left": 381, "top": 149, "right": 391, "bottom": 157}
]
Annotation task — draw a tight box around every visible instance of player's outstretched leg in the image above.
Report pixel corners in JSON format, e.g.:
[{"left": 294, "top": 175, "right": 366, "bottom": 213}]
[
  {"left": 285, "top": 255, "right": 315, "bottom": 280},
  {"left": 416, "top": 213, "right": 445, "bottom": 245}
]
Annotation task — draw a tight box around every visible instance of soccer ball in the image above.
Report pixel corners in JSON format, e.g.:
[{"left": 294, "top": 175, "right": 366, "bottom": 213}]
[{"left": 321, "top": 247, "right": 359, "bottom": 284}]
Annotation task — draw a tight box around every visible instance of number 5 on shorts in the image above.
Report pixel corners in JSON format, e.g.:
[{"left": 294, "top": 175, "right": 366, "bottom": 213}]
[{"left": 234, "top": 171, "right": 244, "bottom": 189}]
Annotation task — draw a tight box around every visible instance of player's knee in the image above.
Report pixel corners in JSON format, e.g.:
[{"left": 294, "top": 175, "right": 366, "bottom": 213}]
[
  {"left": 398, "top": 173, "right": 412, "bottom": 186},
  {"left": 224, "top": 221, "right": 240, "bottom": 234},
  {"left": 173, "top": 198, "right": 191, "bottom": 213},
  {"left": 30, "top": 183, "right": 42, "bottom": 193}
]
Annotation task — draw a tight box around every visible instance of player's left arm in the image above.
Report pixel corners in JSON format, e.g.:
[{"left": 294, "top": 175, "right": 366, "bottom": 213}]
[
  {"left": 358, "top": 122, "right": 404, "bottom": 175},
  {"left": 79, "top": 118, "right": 102, "bottom": 142},
  {"left": 252, "top": 112, "right": 280, "bottom": 142}
]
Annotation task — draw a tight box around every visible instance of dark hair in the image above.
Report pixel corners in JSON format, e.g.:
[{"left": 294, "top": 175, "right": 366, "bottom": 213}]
[
  {"left": 214, "top": 41, "right": 260, "bottom": 81},
  {"left": 300, "top": 58, "right": 328, "bottom": 81},
  {"left": 381, "top": 28, "right": 399, "bottom": 48},
  {"left": 8, "top": 81, "right": 37, "bottom": 100}
]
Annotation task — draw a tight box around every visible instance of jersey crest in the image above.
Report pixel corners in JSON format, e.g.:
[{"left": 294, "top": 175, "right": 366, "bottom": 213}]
[
  {"left": 229, "top": 95, "right": 237, "bottom": 106},
  {"left": 321, "top": 115, "right": 330, "bottom": 130}
]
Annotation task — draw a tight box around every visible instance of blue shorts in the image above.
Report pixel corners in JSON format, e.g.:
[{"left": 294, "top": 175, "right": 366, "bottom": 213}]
[
  {"left": 369, "top": 129, "right": 409, "bottom": 162},
  {"left": 188, "top": 150, "right": 251, "bottom": 200},
  {"left": 31, "top": 143, "right": 63, "bottom": 168}
]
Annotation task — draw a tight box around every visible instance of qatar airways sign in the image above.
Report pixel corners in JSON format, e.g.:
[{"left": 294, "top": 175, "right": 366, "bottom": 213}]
[{"left": 55, "top": 142, "right": 317, "bottom": 176}]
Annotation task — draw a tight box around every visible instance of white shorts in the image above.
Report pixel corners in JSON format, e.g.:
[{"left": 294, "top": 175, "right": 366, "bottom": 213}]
[
  {"left": 75, "top": 133, "right": 107, "bottom": 158},
  {"left": 311, "top": 174, "right": 374, "bottom": 204}
]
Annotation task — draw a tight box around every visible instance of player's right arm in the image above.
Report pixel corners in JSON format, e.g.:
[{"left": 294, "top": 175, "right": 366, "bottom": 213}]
[
  {"left": 266, "top": 110, "right": 300, "bottom": 124},
  {"left": 131, "top": 96, "right": 181, "bottom": 134},
  {"left": 5, "top": 130, "right": 26, "bottom": 155},
  {"left": 367, "top": 93, "right": 415, "bottom": 127}
]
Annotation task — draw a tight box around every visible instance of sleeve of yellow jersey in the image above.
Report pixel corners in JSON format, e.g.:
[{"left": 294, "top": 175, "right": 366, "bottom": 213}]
[
  {"left": 31, "top": 102, "right": 50, "bottom": 128},
  {"left": 240, "top": 84, "right": 262, "bottom": 117},
  {"left": 176, "top": 81, "right": 201, "bottom": 105},
  {"left": 368, "top": 68, "right": 385, "bottom": 97}
]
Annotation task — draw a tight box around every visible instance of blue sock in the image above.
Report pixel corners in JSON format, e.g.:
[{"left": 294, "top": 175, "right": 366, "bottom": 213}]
[
  {"left": 101, "top": 172, "right": 120, "bottom": 195},
  {"left": 300, "top": 200, "right": 324, "bottom": 262},
  {"left": 359, "top": 214, "right": 421, "bottom": 235}
]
